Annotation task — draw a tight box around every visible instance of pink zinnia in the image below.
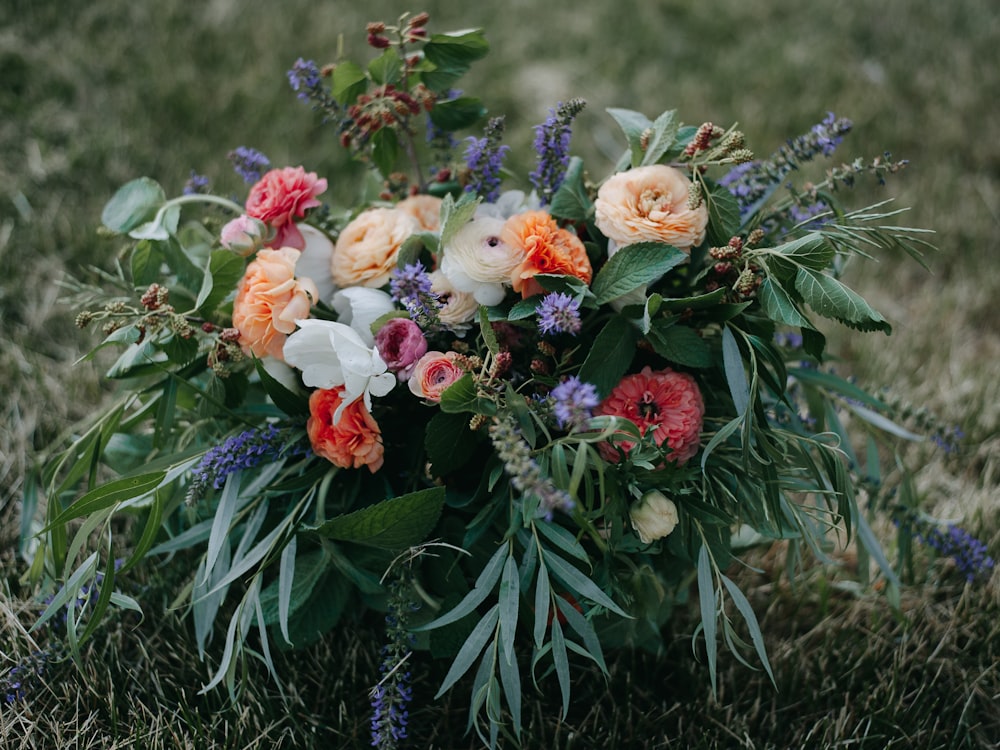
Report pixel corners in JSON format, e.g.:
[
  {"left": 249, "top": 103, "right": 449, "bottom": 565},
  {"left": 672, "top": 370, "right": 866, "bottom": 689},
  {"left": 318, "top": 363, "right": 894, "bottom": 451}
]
[
  {"left": 245, "top": 166, "right": 327, "bottom": 250},
  {"left": 596, "top": 366, "right": 704, "bottom": 464}
]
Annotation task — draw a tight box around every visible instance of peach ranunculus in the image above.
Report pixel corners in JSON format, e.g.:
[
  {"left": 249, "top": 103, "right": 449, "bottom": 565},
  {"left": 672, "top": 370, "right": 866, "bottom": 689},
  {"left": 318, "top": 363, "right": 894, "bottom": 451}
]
[
  {"left": 596, "top": 366, "right": 704, "bottom": 464},
  {"left": 331, "top": 207, "right": 421, "bottom": 288},
  {"left": 594, "top": 164, "right": 708, "bottom": 254},
  {"left": 231, "top": 247, "right": 319, "bottom": 360},
  {"left": 408, "top": 350, "right": 466, "bottom": 402},
  {"left": 245, "top": 166, "right": 328, "bottom": 251},
  {"left": 396, "top": 194, "right": 443, "bottom": 232},
  {"left": 503, "top": 210, "right": 592, "bottom": 299},
  {"left": 440, "top": 217, "right": 524, "bottom": 305},
  {"left": 307, "top": 387, "right": 384, "bottom": 473}
]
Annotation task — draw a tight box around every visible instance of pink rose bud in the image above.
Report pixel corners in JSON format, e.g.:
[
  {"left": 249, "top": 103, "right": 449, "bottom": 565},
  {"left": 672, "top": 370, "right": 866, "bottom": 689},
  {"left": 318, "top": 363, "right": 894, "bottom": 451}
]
[
  {"left": 220, "top": 215, "right": 267, "bottom": 256},
  {"left": 374, "top": 318, "right": 428, "bottom": 381}
]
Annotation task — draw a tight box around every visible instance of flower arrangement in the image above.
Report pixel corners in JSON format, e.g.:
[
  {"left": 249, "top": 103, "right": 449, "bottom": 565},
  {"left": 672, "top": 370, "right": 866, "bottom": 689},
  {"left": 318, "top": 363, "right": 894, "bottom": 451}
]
[{"left": 25, "top": 11, "right": 959, "bottom": 747}]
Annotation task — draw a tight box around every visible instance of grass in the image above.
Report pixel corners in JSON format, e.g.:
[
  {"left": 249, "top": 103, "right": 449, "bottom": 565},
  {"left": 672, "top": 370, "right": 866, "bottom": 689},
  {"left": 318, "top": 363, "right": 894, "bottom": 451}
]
[{"left": 2, "top": 0, "right": 998, "bottom": 746}]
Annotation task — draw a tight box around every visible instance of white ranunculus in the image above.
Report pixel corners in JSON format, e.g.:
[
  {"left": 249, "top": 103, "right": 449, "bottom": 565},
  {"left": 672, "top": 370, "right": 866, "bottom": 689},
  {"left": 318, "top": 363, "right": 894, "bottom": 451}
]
[
  {"left": 629, "top": 490, "right": 679, "bottom": 544},
  {"left": 283, "top": 319, "right": 395, "bottom": 422},
  {"left": 439, "top": 216, "right": 523, "bottom": 306},
  {"left": 294, "top": 224, "right": 338, "bottom": 304},
  {"left": 331, "top": 287, "right": 396, "bottom": 346}
]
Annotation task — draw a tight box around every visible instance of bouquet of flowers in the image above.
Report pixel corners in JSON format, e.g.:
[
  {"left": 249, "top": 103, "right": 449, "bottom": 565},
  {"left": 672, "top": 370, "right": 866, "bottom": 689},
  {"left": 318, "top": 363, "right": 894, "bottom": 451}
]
[{"left": 27, "top": 11, "right": 941, "bottom": 746}]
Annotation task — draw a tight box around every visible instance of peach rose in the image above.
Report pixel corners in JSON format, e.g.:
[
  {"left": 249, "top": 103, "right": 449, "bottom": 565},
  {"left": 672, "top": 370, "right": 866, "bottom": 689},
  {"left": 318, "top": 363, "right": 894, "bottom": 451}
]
[
  {"left": 594, "top": 165, "right": 708, "bottom": 253},
  {"left": 245, "top": 166, "right": 328, "bottom": 251},
  {"left": 307, "top": 388, "right": 384, "bottom": 472},
  {"left": 232, "top": 247, "right": 319, "bottom": 360},
  {"left": 396, "top": 194, "right": 443, "bottom": 232},
  {"left": 503, "top": 210, "right": 592, "bottom": 299},
  {"left": 331, "top": 207, "right": 421, "bottom": 288},
  {"left": 408, "top": 350, "right": 465, "bottom": 402}
]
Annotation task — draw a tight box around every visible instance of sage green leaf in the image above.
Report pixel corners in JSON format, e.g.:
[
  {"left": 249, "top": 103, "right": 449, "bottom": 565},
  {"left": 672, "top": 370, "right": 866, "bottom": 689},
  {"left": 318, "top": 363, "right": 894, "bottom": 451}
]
[
  {"left": 331, "top": 60, "right": 367, "bottom": 105},
  {"left": 429, "top": 96, "right": 487, "bottom": 130},
  {"left": 397, "top": 231, "right": 439, "bottom": 268},
  {"left": 196, "top": 250, "right": 245, "bottom": 317},
  {"left": 721, "top": 575, "right": 775, "bottom": 686},
  {"left": 696, "top": 545, "right": 719, "bottom": 695},
  {"left": 591, "top": 242, "right": 687, "bottom": 305},
  {"left": 555, "top": 596, "right": 608, "bottom": 673},
  {"left": 101, "top": 177, "right": 165, "bottom": 233},
  {"left": 578, "top": 315, "right": 639, "bottom": 398},
  {"left": 434, "top": 603, "right": 499, "bottom": 698},
  {"left": 204, "top": 472, "right": 242, "bottom": 584},
  {"left": 43, "top": 471, "right": 166, "bottom": 531},
  {"left": 549, "top": 156, "right": 592, "bottom": 221},
  {"left": 706, "top": 183, "right": 742, "bottom": 248},
  {"left": 497, "top": 629, "right": 523, "bottom": 736},
  {"left": 794, "top": 267, "right": 891, "bottom": 333},
  {"left": 605, "top": 108, "right": 651, "bottom": 168},
  {"left": 638, "top": 109, "right": 679, "bottom": 167},
  {"left": 550, "top": 617, "right": 571, "bottom": 717},
  {"left": 439, "top": 191, "right": 481, "bottom": 250},
  {"left": 647, "top": 321, "right": 712, "bottom": 368},
  {"left": 259, "top": 548, "right": 332, "bottom": 636},
  {"left": 544, "top": 552, "right": 628, "bottom": 617},
  {"left": 439, "top": 374, "right": 497, "bottom": 416},
  {"left": 533, "top": 564, "right": 551, "bottom": 650},
  {"left": 535, "top": 521, "right": 588, "bottom": 563},
  {"left": 370, "top": 128, "right": 400, "bottom": 178},
  {"left": 414, "top": 543, "right": 507, "bottom": 632},
  {"left": 499, "top": 555, "right": 519, "bottom": 664},
  {"left": 758, "top": 278, "right": 812, "bottom": 329},
  {"left": 308, "top": 486, "right": 445, "bottom": 550},
  {"left": 722, "top": 326, "right": 750, "bottom": 416}
]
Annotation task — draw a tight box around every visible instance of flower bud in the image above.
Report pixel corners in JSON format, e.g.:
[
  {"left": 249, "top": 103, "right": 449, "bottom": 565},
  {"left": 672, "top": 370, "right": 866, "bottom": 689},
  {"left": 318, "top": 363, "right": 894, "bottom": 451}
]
[
  {"left": 629, "top": 490, "right": 679, "bottom": 544},
  {"left": 220, "top": 215, "right": 267, "bottom": 256}
]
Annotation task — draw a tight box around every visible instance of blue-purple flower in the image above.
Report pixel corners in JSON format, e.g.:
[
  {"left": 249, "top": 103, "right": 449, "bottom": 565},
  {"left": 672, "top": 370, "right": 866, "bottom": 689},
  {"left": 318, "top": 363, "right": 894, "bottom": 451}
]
[
  {"left": 551, "top": 376, "right": 599, "bottom": 433},
  {"left": 537, "top": 292, "right": 582, "bottom": 336},
  {"left": 530, "top": 98, "right": 585, "bottom": 205},
  {"left": 228, "top": 146, "right": 271, "bottom": 184},
  {"left": 463, "top": 116, "right": 509, "bottom": 203}
]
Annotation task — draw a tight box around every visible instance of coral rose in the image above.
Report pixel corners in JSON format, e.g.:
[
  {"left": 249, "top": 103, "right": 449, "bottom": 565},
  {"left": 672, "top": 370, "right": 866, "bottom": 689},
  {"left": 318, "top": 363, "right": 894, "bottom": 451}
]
[
  {"left": 307, "top": 388, "right": 384, "bottom": 473},
  {"left": 331, "top": 207, "right": 421, "bottom": 288},
  {"left": 596, "top": 366, "right": 704, "bottom": 464},
  {"left": 408, "top": 351, "right": 465, "bottom": 402},
  {"left": 245, "top": 166, "right": 328, "bottom": 251},
  {"left": 594, "top": 165, "right": 708, "bottom": 254},
  {"left": 503, "top": 210, "right": 592, "bottom": 298},
  {"left": 231, "top": 247, "right": 319, "bottom": 360},
  {"left": 396, "top": 194, "right": 443, "bottom": 232}
]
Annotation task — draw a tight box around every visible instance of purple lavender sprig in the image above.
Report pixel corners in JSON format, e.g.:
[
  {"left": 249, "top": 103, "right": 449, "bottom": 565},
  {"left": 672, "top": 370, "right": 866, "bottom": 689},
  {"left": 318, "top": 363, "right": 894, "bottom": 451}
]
[
  {"left": 183, "top": 171, "right": 210, "bottom": 195},
  {"left": 551, "top": 376, "right": 599, "bottom": 433},
  {"left": 537, "top": 293, "right": 582, "bottom": 336},
  {"left": 370, "top": 580, "right": 416, "bottom": 749},
  {"left": 489, "top": 413, "right": 574, "bottom": 519},
  {"left": 1, "top": 648, "right": 58, "bottom": 704},
  {"left": 463, "top": 116, "right": 509, "bottom": 203},
  {"left": 895, "top": 507, "right": 995, "bottom": 583},
  {"left": 389, "top": 261, "right": 442, "bottom": 331},
  {"left": 530, "top": 98, "right": 586, "bottom": 205},
  {"left": 228, "top": 147, "right": 271, "bottom": 184}
]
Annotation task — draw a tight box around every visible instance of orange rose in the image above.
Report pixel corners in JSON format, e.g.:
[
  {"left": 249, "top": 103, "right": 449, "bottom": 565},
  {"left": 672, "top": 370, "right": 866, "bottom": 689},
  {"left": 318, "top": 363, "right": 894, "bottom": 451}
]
[
  {"left": 408, "top": 351, "right": 465, "bottom": 402},
  {"left": 307, "top": 388, "right": 384, "bottom": 472},
  {"left": 503, "top": 211, "right": 592, "bottom": 299},
  {"left": 331, "top": 207, "right": 420, "bottom": 288},
  {"left": 232, "top": 247, "right": 319, "bottom": 359},
  {"left": 594, "top": 165, "right": 708, "bottom": 253},
  {"left": 396, "top": 194, "right": 443, "bottom": 232}
]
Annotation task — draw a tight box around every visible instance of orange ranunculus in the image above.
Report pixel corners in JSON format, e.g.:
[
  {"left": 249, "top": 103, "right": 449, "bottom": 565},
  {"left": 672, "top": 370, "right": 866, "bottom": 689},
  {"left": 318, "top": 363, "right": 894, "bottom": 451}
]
[
  {"left": 330, "top": 207, "right": 420, "bottom": 288},
  {"left": 231, "top": 247, "right": 319, "bottom": 360},
  {"left": 594, "top": 164, "right": 708, "bottom": 253},
  {"left": 503, "top": 211, "right": 592, "bottom": 299},
  {"left": 307, "top": 388, "right": 384, "bottom": 472}
]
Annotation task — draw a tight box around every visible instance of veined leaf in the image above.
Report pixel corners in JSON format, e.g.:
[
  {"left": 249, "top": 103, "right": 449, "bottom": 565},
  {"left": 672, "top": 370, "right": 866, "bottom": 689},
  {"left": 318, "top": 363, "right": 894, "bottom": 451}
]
[
  {"left": 101, "top": 177, "right": 165, "bottom": 234},
  {"left": 579, "top": 315, "right": 639, "bottom": 398},
  {"left": 415, "top": 544, "right": 507, "bottom": 632},
  {"left": 722, "top": 326, "right": 750, "bottom": 416},
  {"left": 794, "top": 267, "right": 891, "bottom": 333},
  {"left": 758, "top": 278, "right": 813, "bottom": 329},
  {"left": 43, "top": 471, "right": 167, "bottom": 531},
  {"left": 591, "top": 242, "right": 687, "bottom": 305},
  {"left": 307, "top": 486, "right": 446, "bottom": 550},
  {"left": 434, "top": 603, "right": 499, "bottom": 699}
]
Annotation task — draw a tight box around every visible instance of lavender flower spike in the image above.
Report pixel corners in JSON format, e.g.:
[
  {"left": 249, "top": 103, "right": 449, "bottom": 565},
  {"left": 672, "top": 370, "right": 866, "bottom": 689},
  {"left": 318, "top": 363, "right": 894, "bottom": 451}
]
[
  {"left": 463, "top": 116, "right": 509, "bottom": 203},
  {"left": 228, "top": 146, "right": 271, "bottom": 184},
  {"left": 530, "top": 98, "right": 586, "bottom": 205},
  {"left": 537, "top": 292, "right": 582, "bottom": 336},
  {"left": 551, "top": 376, "right": 599, "bottom": 433}
]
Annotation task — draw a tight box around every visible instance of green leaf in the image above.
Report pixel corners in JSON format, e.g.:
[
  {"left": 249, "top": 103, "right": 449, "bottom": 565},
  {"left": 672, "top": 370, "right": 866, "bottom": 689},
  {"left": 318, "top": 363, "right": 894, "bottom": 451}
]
[
  {"left": 308, "top": 486, "right": 446, "bottom": 550},
  {"left": 253, "top": 358, "right": 309, "bottom": 417},
  {"left": 549, "top": 157, "right": 592, "bottom": 222},
  {"left": 439, "top": 191, "right": 481, "bottom": 250},
  {"left": 367, "top": 48, "right": 402, "bottom": 85},
  {"left": 43, "top": 471, "right": 166, "bottom": 531},
  {"left": 370, "top": 128, "right": 400, "bottom": 179},
  {"left": 646, "top": 321, "right": 712, "bottom": 368},
  {"left": 259, "top": 548, "right": 332, "bottom": 638},
  {"left": 721, "top": 575, "right": 775, "bottom": 686},
  {"left": 429, "top": 96, "right": 487, "bottom": 131},
  {"left": 130, "top": 240, "right": 161, "bottom": 287},
  {"left": 578, "top": 315, "right": 639, "bottom": 398},
  {"left": 794, "top": 267, "right": 891, "bottom": 333},
  {"left": 696, "top": 545, "right": 719, "bottom": 695},
  {"left": 544, "top": 552, "right": 628, "bottom": 617},
  {"left": 196, "top": 250, "right": 245, "bottom": 316},
  {"left": 639, "top": 109, "right": 679, "bottom": 167},
  {"left": 421, "top": 30, "right": 489, "bottom": 90},
  {"left": 425, "top": 411, "right": 480, "bottom": 476},
  {"left": 550, "top": 618, "right": 571, "bottom": 717},
  {"left": 555, "top": 596, "right": 608, "bottom": 673},
  {"left": 101, "top": 177, "right": 165, "bottom": 234},
  {"left": 439, "top": 374, "right": 497, "bottom": 416},
  {"left": 533, "top": 564, "right": 551, "bottom": 650},
  {"left": 331, "top": 60, "right": 367, "bottom": 105},
  {"left": 605, "top": 108, "right": 652, "bottom": 168},
  {"left": 434, "top": 603, "right": 499, "bottom": 699},
  {"left": 758, "top": 278, "right": 813, "bottom": 329},
  {"left": 774, "top": 233, "right": 836, "bottom": 272},
  {"left": 706, "top": 182, "right": 742, "bottom": 248},
  {"left": 721, "top": 326, "right": 750, "bottom": 416},
  {"left": 280, "top": 576, "right": 349, "bottom": 649},
  {"left": 414, "top": 543, "right": 507, "bottom": 632},
  {"left": 591, "top": 242, "right": 687, "bottom": 304},
  {"left": 498, "top": 555, "right": 519, "bottom": 664}
]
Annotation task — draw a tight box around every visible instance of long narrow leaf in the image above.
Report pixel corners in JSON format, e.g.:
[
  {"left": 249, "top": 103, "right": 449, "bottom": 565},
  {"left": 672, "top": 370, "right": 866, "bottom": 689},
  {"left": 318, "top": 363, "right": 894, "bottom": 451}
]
[
  {"left": 696, "top": 545, "right": 718, "bottom": 695},
  {"left": 545, "top": 552, "right": 628, "bottom": 618},
  {"left": 414, "top": 544, "right": 507, "bottom": 631},
  {"left": 434, "top": 604, "right": 500, "bottom": 698},
  {"left": 721, "top": 575, "right": 775, "bottom": 686}
]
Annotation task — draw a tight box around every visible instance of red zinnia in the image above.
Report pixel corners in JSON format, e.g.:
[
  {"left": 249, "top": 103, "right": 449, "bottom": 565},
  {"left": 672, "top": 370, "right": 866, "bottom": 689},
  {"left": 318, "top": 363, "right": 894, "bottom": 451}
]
[{"left": 596, "top": 366, "right": 704, "bottom": 464}]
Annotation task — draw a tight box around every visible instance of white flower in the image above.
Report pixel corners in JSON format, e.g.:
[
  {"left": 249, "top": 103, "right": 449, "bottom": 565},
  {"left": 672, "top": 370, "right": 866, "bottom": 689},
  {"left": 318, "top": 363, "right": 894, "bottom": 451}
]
[
  {"left": 475, "top": 189, "right": 539, "bottom": 220},
  {"left": 629, "top": 490, "right": 679, "bottom": 544},
  {"left": 331, "top": 287, "right": 395, "bottom": 347},
  {"left": 283, "top": 319, "right": 395, "bottom": 422},
  {"left": 439, "top": 216, "right": 523, "bottom": 306},
  {"left": 293, "top": 224, "right": 338, "bottom": 304}
]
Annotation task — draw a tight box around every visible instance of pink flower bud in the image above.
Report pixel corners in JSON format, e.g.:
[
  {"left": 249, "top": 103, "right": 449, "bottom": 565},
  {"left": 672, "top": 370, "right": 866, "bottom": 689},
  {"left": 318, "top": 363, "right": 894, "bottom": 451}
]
[
  {"left": 220, "top": 215, "right": 267, "bottom": 256},
  {"left": 374, "top": 318, "right": 428, "bottom": 381}
]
